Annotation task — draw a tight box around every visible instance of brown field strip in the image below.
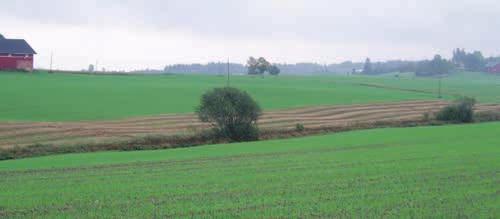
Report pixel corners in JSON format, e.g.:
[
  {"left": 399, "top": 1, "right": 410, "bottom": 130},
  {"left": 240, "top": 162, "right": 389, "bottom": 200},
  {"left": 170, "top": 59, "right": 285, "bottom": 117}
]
[{"left": 1, "top": 100, "right": 499, "bottom": 148}]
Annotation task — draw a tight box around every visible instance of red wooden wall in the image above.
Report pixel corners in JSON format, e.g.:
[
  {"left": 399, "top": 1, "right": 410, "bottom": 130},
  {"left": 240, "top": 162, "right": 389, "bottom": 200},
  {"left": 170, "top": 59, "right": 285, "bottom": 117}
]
[{"left": 0, "top": 56, "right": 34, "bottom": 71}]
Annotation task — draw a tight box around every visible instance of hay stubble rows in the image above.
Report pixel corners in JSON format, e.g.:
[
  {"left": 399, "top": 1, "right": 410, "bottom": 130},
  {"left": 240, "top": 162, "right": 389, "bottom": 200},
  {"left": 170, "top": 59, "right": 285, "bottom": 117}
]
[{"left": 2, "top": 100, "right": 500, "bottom": 148}]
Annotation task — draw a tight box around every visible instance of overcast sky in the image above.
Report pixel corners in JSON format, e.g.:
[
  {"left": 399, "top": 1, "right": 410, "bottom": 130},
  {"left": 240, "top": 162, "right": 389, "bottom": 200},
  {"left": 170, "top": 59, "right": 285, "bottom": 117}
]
[{"left": 1, "top": 0, "right": 499, "bottom": 71}]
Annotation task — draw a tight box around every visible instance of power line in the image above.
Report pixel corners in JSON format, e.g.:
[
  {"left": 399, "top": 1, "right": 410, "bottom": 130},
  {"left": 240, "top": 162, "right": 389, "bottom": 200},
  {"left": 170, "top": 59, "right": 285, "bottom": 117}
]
[{"left": 438, "top": 76, "right": 442, "bottom": 99}]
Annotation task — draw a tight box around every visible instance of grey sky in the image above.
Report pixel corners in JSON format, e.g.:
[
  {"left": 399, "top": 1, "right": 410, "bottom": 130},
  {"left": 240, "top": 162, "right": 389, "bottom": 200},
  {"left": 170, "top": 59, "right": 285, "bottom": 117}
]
[{"left": 1, "top": 0, "right": 499, "bottom": 70}]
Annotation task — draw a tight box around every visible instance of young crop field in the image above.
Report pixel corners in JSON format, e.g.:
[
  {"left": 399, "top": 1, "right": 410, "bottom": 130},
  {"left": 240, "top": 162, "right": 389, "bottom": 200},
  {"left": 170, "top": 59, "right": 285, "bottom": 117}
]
[
  {"left": 1, "top": 122, "right": 499, "bottom": 218},
  {"left": 355, "top": 71, "right": 500, "bottom": 103},
  {"left": 4, "top": 71, "right": 500, "bottom": 122}
]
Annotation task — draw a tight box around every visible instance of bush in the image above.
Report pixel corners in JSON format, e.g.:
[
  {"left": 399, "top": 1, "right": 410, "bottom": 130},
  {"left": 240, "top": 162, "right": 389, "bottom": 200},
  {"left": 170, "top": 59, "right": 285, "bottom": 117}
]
[
  {"left": 197, "top": 87, "right": 262, "bottom": 142},
  {"left": 422, "top": 112, "right": 432, "bottom": 121},
  {"left": 436, "top": 97, "right": 476, "bottom": 123},
  {"left": 474, "top": 111, "right": 500, "bottom": 122},
  {"left": 295, "top": 123, "right": 305, "bottom": 132}
]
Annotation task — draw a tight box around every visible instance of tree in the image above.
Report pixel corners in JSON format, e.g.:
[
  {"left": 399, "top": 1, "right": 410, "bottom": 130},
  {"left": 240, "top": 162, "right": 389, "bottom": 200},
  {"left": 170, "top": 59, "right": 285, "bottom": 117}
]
[
  {"left": 363, "top": 58, "right": 373, "bottom": 74},
  {"left": 197, "top": 87, "right": 262, "bottom": 141},
  {"left": 268, "top": 65, "right": 280, "bottom": 76},
  {"left": 467, "top": 51, "right": 486, "bottom": 71},
  {"left": 246, "top": 57, "right": 259, "bottom": 75},
  {"left": 429, "top": 55, "right": 448, "bottom": 75},
  {"left": 88, "top": 64, "right": 95, "bottom": 72},
  {"left": 256, "top": 57, "right": 270, "bottom": 75},
  {"left": 452, "top": 48, "right": 467, "bottom": 66},
  {"left": 415, "top": 55, "right": 454, "bottom": 76},
  {"left": 247, "top": 57, "right": 275, "bottom": 76},
  {"left": 452, "top": 49, "right": 486, "bottom": 72}
]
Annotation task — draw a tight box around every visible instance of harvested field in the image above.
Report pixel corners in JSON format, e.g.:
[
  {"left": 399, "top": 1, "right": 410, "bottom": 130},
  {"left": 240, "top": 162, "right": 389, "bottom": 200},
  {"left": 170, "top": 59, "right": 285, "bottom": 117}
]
[{"left": 2, "top": 100, "right": 500, "bottom": 148}]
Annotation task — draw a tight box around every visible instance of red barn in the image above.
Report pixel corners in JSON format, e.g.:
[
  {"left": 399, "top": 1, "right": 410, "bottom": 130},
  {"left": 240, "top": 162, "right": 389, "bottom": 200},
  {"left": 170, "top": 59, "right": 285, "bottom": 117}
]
[
  {"left": 487, "top": 63, "right": 500, "bottom": 74},
  {"left": 0, "top": 34, "right": 37, "bottom": 71}
]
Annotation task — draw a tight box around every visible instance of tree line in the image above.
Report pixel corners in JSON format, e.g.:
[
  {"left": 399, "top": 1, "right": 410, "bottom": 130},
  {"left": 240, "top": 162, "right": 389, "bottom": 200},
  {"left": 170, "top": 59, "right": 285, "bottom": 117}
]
[
  {"left": 164, "top": 61, "right": 364, "bottom": 75},
  {"left": 162, "top": 49, "right": 499, "bottom": 76},
  {"left": 362, "top": 49, "right": 499, "bottom": 76}
]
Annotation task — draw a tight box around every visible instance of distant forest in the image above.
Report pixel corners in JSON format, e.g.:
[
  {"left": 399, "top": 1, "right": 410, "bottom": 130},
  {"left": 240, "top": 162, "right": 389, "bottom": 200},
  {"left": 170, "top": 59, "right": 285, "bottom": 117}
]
[
  {"left": 163, "top": 62, "right": 364, "bottom": 75},
  {"left": 158, "top": 49, "right": 500, "bottom": 76}
]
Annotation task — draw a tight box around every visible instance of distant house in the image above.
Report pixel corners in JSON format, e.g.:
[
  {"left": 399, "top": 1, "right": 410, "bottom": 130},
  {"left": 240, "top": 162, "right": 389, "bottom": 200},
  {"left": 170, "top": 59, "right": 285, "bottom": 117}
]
[
  {"left": 0, "top": 34, "right": 37, "bottom": 71},
  {"left": 486, "top": 62, "right": 500, "bottom": 74}
]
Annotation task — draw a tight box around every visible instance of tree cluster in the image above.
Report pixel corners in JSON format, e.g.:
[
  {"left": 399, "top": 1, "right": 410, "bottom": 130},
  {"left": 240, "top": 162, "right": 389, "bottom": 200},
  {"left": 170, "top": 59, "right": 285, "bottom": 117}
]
[
  {"left": 363, "top": 55, "right": 454, "bottom": 77},
  {"left": 452, "top": 49, "right": 486, "bottom": 72},
  {"left": 247, "top": 57, "right": 280, "bottom": 76},
  {"left": 415, "top": 55, "right": 454, "bottom": 77},
  {"left": 164, "top": 62, "right": 246, "bottom": 75},
  {"left": 362, "top": 58, "right": 419, "bottom": 75},
  {"left": 164, "top": 62, "right": 362, "bottom": 75}
]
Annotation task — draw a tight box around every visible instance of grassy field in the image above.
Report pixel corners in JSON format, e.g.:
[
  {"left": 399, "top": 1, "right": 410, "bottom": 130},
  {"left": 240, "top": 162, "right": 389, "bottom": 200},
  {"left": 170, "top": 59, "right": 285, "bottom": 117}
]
[
  {"left": 1, "top": 71, "right": 499, "bottom": 122},
  {"left": 0, "top": 71, "right": 447, "bottom": 122},
  {"left": 1, "top": 122, "right": 498, "bottom": 217},
  {"left": 359, "top": 71, "right": 500, "bottom": 103}
]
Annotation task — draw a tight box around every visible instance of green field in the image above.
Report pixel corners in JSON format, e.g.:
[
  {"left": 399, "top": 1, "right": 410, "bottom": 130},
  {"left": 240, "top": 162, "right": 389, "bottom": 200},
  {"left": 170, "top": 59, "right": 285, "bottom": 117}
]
[
  {"left": 1, "top": 71, "right": 499, "bottom": 122},
  {"left": 0, "top": 71, "right": 434, "bottom": 122},
  {"left": 1, "top": 122, "right": 498, "bottom": 217},
  {"left": 363, "top": 71, "right": 500, "bottom": 103}
]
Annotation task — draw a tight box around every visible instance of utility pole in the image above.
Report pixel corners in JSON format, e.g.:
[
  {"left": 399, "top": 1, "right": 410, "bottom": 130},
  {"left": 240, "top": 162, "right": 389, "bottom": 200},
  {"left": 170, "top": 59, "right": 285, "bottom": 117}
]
[
  {"left": 226, "top": 58, "right": 230, "bottom": 87},
  {"left": 96, "top": 60, "right": 99, "bottom": 74},
  {"left": 49, "top": 52, "right": 53, "bottom": 73},
  {"left": 438, "top": 76, "right": 442, "bottom": 99}
]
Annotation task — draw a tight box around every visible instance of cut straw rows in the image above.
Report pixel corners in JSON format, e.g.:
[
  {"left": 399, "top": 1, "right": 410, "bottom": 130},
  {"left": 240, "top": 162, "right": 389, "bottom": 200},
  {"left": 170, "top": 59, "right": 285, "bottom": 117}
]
[{"left": 1, "top": 100, "right": 499, "bottom": 148}]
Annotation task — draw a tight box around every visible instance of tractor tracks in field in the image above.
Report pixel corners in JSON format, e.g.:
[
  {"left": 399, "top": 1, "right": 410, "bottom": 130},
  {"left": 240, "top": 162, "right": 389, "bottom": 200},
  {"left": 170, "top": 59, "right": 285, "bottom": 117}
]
[
  {"left": 1, "top": 100, "right": 500, "bottom": 148},
  {"left": 354, "top": 82, "right": 464, "bottom": 97}
]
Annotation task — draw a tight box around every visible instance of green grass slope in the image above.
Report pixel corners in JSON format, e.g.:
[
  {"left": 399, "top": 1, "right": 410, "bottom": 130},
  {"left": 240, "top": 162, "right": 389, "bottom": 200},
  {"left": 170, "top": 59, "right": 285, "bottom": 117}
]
[
  {"left": 359, "top": 71, "right": 500, "bottom": 103},
  {"left": 2, "top": 71, "right": 500, "bottom": 122},
  {"left": 1, "top": 123, "right": 499, "bottom": 217},
  {"left": 0, "top": 72, "right": 435, "bottom": 121}
]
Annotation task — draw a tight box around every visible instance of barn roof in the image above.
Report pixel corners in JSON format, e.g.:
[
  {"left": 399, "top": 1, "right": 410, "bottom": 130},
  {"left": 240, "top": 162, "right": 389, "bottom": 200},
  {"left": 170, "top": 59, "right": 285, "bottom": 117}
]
[{"left": 0, "top": 37, "right": 37, "bottom": 54}]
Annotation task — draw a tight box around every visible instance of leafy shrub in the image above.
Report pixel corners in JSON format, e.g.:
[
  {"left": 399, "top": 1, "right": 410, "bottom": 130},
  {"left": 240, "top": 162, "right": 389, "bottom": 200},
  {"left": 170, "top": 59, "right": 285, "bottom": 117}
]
[
  {"left": 436, "top": 97, "right": 476, "bottom": 123},
  {"left": 474, "top": 111, "right": 500, "bottom": 122},
  {"left": 422, "top": 112, "right": 432, "bottom": 121},
  {"left": 197, "top": 87, "right": 262, "bottom": 142},
  {"left": 295, "top": 123, "right": 305, "bottom": 132}
]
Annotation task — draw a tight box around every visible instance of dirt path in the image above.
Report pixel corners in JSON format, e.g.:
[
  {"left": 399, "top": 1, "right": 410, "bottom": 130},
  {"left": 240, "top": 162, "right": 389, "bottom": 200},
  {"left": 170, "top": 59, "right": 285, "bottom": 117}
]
[{"left": 1, "top": 100, "right": 499, "bottom": 148}]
